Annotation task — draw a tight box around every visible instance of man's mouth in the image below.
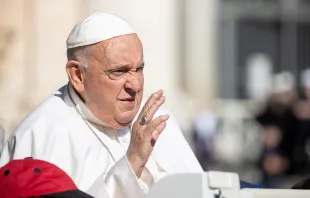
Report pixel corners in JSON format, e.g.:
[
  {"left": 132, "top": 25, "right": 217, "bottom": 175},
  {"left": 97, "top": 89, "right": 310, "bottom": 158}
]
[{"left": 119, "top": 98, "right": 135, "bottom": 102}]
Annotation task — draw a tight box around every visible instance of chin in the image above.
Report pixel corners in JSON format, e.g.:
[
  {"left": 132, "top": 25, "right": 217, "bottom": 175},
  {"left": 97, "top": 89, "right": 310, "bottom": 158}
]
[{"left": 116, "top": 111, "right": 136, "bottom": 126}]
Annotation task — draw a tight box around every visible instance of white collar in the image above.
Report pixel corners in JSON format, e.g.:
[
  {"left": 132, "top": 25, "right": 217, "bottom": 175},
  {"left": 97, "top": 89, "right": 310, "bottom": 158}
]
[
  {"left": 68, "top": 83, "right": 108, "bottom": 126},
  {"left": 66, "top": 83, "right": 137, "bottom": 140}
]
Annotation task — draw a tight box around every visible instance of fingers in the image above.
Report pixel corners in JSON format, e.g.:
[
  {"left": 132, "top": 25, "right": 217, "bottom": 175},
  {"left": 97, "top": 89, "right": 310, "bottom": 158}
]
[
  {"left": 145, "top": 95, "right": 165, "bottom": 121},
  {"left": 138, "top": 90, "right": 164, "bottom": 121},
  {"left": 147, "top": 115, "right": 169, "bottom": 130},
  {"left": 152, "top": 121, "right": 167, "bottom": 140}
]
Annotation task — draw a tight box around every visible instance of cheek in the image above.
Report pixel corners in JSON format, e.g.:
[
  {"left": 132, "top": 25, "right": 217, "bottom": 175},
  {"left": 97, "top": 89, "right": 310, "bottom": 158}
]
[
  {"left": 138, "top": 74, "right": 144, "bottom": 89},
  {"left": 102, "top": 80, "right": 127, "bottom": 102},
  {"left": 86, "top": 76, "right": 120, "bottom": 103}
]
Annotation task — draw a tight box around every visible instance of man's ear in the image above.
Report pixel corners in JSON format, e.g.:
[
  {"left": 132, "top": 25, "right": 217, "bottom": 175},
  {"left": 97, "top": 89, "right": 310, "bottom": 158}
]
[{"left": 66, "top": 60, "right": 85, "bottom": 93}]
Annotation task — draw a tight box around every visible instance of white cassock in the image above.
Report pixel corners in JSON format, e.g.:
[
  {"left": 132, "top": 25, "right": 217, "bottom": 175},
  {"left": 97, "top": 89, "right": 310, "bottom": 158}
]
[{"left": 0, "top": 83, "right": 203, "bottom": 198}]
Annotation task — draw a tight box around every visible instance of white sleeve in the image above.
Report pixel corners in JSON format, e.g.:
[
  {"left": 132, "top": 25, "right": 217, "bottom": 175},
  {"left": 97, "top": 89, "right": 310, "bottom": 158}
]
[
  {"left": 87, "top": 156, "right": 146, "bottom": 198},
  {"left": 86, "top": 178, "right": 110, "bottom": 198},
  {"left": 0, "top": 138, "right": 13, "bottom": 166},
  {"left": 0, "top": 131, "right": 32, "bottom": 167}
]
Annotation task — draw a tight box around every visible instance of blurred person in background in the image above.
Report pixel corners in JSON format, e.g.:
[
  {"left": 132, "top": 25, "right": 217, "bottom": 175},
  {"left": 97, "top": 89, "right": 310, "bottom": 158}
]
[
  {"left": 259, "top": 125, "right": 287, "bottom": 188},
  {"left": 255, "top": 72, "right": 298, "bottom": 186},
  {"left": 192, "top": 109, "right": 218, "bottom": 170},
  {"left": 292, "top": 68, "right": 310, "bottom": 174},
  {"left": 0, "top": 12, "right": 202, "bottom": 198}
]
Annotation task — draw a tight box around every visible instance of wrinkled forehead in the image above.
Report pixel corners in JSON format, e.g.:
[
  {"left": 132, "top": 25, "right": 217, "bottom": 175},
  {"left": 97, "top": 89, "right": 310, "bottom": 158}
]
[{"left": 91, "top": 34, "right": 143, "bottom": 66}]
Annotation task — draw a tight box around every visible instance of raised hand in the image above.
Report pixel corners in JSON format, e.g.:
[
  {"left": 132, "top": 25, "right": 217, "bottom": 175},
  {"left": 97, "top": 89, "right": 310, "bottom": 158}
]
[{"left": 126, "top": 90, "right": 169, "bottom": 177}]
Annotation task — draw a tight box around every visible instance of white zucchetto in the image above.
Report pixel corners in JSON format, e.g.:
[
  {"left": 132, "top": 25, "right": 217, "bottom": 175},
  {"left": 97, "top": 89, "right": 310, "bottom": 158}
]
[{"left": 66, "top": 12, "right": 136, "bottom": 49}]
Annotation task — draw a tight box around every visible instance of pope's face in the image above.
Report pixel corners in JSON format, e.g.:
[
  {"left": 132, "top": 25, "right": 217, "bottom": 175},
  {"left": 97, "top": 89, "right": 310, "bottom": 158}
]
[{"left": 82, "top": 34, "right": 144, "bottom": 129}]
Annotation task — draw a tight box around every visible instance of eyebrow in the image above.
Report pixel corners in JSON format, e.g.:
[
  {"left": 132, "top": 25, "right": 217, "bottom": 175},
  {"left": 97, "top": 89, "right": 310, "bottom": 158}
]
[{"left": 107, "top": 62, "right": 145, "bottom": 72}]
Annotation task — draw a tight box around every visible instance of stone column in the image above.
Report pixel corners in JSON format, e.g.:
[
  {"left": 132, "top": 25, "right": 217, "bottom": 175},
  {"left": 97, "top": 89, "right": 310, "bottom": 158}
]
[
  {"left": 183, "top": 0, "right": 219, "bottom": 109},
  {"left": 0, "top": 0, "right": 26, "bottom": 136},
  {"left": 26, "top": 0, "right": 81, "bottom": 102},
  {"left": 0, "top": 0, "right": 84, "bottom": 136}
]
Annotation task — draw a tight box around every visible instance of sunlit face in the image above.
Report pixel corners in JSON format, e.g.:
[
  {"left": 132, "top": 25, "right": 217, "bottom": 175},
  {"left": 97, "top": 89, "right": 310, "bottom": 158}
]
[{"left": 81, "top": 34, "right": 144, "bottom": 129}]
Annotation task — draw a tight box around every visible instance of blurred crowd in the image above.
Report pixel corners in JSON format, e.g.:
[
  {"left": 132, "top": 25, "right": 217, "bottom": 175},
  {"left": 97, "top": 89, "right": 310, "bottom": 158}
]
[{"left": 192, "top": 69, "right": 310, "bottom": 188}]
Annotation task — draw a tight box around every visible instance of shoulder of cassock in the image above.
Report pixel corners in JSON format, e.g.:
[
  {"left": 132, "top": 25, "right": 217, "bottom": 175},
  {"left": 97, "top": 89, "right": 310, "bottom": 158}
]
[
  {"left": 0, "top": 85, "right": 111, "bottom": 190},
  {"left": 0, "top": 84, "right": 96, "bottom": 148}
]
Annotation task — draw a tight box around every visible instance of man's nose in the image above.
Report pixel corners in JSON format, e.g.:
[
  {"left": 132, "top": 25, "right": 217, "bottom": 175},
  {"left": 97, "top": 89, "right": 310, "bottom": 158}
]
[{"left": 124, "top": 74, "right": 143, "bottom": 91}]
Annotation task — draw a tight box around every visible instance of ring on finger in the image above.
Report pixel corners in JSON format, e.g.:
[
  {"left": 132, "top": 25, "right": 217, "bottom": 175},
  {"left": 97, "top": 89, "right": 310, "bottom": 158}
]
[{"left": 140, "top": 115, "right": 150, "bottom": 125}]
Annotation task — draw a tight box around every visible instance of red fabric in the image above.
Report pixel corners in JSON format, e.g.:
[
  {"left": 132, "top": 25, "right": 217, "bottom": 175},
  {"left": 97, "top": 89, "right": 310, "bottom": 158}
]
[{"left": 0, "top": 158, "right": 78, "bottom": 198}]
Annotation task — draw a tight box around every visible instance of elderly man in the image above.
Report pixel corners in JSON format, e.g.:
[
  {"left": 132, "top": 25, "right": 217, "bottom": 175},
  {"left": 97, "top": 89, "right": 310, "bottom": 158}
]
[{"left": 0, "top": 12, "right": 202, "bottom": 198}]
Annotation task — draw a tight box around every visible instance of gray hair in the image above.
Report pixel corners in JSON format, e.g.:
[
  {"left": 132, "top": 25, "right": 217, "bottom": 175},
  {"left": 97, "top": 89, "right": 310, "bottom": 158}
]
[{"left": 66, "top": 45, "right": 92, "bottom": 68}]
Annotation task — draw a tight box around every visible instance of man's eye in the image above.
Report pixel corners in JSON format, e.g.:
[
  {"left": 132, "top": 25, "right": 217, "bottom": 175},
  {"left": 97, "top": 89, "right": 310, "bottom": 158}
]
[
  {"left": 137, "top": 67, "right": 144, "bottom": 72},
  {"left": 111, "top": 71, "right": 124, "bottom": 76}
]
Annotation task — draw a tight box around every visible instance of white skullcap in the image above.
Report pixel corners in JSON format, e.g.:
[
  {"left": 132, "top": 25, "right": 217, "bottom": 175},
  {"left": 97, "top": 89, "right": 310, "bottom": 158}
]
[{"left": 66, "top": 12, "right": 136, "bottom": 49}]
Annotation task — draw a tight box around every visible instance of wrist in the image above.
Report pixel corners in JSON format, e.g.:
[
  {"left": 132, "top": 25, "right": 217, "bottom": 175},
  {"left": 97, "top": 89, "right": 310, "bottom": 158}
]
[{"left": 126, "top": 152, "right": 147, "bottom": 178}]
